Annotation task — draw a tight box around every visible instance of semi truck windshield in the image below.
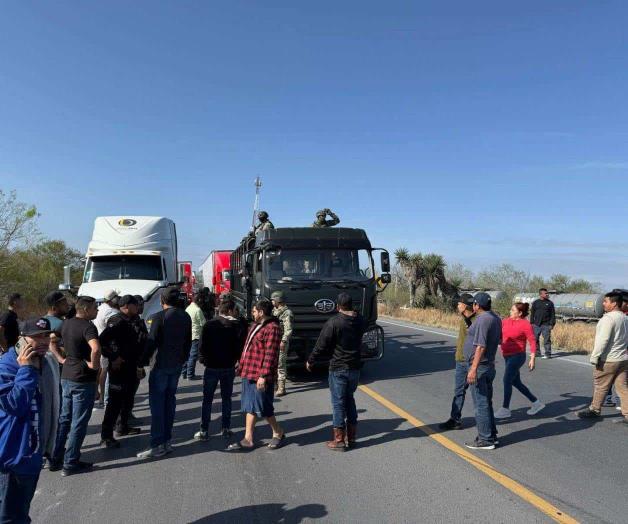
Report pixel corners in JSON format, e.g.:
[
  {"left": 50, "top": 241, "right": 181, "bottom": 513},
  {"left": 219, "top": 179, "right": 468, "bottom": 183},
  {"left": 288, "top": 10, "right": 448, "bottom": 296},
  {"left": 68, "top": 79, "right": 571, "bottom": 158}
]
[
  {"left": 265, "top": 249, "right": 373, "bottom": 282},
  {"left": 83, "top": 255, "right": 164, "bottom": 282}
]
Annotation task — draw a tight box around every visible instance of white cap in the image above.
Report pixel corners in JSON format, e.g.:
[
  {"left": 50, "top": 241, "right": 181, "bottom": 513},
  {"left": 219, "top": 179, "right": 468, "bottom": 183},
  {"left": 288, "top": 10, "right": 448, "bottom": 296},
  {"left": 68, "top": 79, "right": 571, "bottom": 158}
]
[{"left": 103, "top": 289, "right": 119, "bottom": 301}]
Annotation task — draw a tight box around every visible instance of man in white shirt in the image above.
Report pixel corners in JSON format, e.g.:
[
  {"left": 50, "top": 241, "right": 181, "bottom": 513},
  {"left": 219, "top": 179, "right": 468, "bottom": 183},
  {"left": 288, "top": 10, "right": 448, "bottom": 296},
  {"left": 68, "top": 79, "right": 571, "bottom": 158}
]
[{"left": 93, "top": 289, "right": 119, "bottom": 409}]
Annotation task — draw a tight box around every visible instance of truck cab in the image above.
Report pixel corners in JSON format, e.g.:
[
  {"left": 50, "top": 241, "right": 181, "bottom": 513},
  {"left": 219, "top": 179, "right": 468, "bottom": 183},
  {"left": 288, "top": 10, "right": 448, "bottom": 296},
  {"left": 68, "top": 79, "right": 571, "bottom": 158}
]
[{"left": 229, "top": 227, "right": 391, "bottom": 366}]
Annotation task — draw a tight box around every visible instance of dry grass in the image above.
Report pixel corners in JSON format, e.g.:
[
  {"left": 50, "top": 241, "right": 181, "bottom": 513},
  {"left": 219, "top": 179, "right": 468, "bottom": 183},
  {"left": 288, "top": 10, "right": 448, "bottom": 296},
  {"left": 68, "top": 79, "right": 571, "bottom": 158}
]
[{"left": 379, "top": 304, "right": 596, "bottom": 354}]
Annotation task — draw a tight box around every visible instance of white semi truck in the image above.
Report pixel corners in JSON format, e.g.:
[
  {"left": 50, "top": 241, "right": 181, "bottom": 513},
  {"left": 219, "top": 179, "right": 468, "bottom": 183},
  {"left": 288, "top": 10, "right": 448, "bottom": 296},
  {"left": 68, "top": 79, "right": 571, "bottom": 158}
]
[{"left": 62, "top": 216, "right": 179, "bottom": 320}]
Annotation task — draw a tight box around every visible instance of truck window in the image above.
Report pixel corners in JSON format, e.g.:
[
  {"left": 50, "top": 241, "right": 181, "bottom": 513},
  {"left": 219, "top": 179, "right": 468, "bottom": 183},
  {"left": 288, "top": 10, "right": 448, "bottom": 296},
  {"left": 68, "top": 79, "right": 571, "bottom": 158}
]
[
  {"left": 83, "top": 255, "right": 164, "bottom": 282},
  {"left": 265, "top": 249, "right": 373, "bottom": 281}
]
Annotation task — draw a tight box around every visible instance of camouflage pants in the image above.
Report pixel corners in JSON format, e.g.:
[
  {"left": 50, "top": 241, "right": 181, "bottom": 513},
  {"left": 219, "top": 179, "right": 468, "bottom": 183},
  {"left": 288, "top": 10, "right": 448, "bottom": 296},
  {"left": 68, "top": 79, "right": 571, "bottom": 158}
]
[{"left": 277, "top": 344, "right": 288, "bottom": 382}]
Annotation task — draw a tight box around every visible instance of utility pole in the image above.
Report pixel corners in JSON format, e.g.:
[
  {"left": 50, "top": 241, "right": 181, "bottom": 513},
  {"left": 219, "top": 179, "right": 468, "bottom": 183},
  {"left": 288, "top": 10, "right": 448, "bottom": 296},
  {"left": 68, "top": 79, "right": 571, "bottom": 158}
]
[{"left": 251, "top": 176, "right": 262, "bottom": 230}]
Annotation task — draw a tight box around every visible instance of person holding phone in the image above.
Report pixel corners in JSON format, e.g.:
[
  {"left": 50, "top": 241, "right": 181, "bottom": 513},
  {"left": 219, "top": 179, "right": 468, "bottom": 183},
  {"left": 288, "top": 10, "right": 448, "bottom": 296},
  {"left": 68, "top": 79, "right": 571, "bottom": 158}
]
[{"left": 0, "top": 317, "right": 61, "bottom": 523}]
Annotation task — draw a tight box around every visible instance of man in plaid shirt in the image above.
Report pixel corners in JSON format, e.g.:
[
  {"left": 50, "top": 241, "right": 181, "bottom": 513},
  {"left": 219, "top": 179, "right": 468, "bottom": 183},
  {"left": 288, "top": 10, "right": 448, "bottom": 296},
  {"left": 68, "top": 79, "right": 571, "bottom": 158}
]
[{"left": 227, "top": 300, "right": 286, "bottom": 451}]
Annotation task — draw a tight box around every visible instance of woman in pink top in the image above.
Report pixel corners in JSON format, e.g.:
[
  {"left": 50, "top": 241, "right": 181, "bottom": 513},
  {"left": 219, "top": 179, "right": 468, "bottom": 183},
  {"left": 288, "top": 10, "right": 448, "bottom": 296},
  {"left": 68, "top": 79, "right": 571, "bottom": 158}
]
[{"left": 495, "top": 302, "right": 545, "bottom": 419}]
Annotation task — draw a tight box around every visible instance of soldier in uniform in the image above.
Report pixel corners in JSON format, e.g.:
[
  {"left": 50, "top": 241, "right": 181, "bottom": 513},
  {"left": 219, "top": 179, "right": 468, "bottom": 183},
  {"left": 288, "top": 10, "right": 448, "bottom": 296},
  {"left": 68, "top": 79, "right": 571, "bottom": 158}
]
[
  {"left": 312, "top": 208, "right": 340, "bottom": 228},
  {"left": 271, "top": 291, "right": 293, "bottom": 397},
  {"left": 254, "top": 211, "right": 275, "bottom": 234}
]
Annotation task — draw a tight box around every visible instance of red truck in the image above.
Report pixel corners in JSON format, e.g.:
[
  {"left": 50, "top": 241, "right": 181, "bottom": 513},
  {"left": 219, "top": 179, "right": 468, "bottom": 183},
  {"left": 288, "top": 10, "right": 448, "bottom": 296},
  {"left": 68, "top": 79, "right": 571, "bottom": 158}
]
[
  {"left": 199, "top": 251, "right": 232, "bottom": 295},
  {"left": 178, "top": 261, "right": 195, "bottom": 302}
]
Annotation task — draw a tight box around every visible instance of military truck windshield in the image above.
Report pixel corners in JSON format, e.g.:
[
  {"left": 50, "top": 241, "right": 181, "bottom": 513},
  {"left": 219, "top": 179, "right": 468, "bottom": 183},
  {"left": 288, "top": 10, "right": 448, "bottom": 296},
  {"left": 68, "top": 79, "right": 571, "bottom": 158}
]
[
  {"left": 265, "top": 249, "right": 373, "bottom": 282},
  {"left": 83, "top": 255, "right": 164, "bottom": 282}
]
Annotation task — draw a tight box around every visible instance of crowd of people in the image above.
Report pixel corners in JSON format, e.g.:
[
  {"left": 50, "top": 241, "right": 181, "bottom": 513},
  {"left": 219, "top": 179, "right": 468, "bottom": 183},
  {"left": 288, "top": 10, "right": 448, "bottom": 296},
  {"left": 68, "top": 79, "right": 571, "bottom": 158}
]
[
  {"left": 0, "top": 285, "right": 626, "bottom": 520},
  {"left": 0, "top": 285, "right": 366, "bottom": 522},
  {"left": 438, "top": 288, "right": 628, "bottom": 450}
]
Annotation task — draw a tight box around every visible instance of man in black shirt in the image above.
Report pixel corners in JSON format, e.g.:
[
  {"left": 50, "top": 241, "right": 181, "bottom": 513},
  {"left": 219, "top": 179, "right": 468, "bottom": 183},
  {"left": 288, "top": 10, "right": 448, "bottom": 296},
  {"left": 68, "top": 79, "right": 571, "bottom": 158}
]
[
  {"left": 136, "top": 287, "right": 192, "bottom": 459},
  {"left": 194, "top": 299, "right": 245, "bottom": 441},
  {"left": 99, "top": 295, "right": 143, "bottom": 448},
  {"left": 307, "top": 293, "right": 367, "bottom": 451},
  {"left": 51, "top": 296, "right": 101, "bottom": 476},
  {"left": 530, "top": 288, "right": 556, "bottom": 359},
  {"left": 0, "top": 293, "right": 24, "bottom": 353}
]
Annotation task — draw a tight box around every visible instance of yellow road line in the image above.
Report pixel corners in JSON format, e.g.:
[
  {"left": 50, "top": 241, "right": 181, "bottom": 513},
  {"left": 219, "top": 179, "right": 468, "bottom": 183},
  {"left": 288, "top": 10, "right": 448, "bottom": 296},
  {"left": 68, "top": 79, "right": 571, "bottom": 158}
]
[{"left": 358, "top": 384, "right": 579, "bottom": 524}]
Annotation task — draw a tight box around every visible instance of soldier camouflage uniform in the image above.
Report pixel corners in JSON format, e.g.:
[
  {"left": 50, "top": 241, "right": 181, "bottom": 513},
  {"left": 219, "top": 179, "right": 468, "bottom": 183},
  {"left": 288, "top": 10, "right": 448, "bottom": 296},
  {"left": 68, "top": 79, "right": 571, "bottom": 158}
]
[
  {"left": 312, "top": 209, "right": 340, "bottom": 228},
  {"left": 272, "top": 298, "right": 293, "bottom": 396}
]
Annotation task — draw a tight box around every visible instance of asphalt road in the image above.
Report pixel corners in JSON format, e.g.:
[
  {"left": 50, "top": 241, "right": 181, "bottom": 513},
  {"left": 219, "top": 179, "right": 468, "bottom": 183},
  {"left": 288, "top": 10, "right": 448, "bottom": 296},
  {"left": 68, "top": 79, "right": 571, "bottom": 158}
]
[{"left": 30, "top": 318, "right": 627, "bottom": 524}]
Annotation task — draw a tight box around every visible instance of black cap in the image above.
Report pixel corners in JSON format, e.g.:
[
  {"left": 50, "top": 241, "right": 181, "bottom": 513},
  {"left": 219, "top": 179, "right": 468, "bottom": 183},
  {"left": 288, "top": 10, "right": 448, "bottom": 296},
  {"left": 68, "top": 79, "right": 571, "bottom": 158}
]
[
  {"left": 118, "top": 294, "right": 138, "bottom": 307},
  {"left": 473, "top": 292, "right": 492, "bottom": 309},
  {"left": 21, "top": 317, "right": 52, "bottom": 336},
  {"left": 45, "top": 291, "right": 66, "bottom": 307},
  {"left": 457, "top": 293, "right": 474, "bottom": 307}
]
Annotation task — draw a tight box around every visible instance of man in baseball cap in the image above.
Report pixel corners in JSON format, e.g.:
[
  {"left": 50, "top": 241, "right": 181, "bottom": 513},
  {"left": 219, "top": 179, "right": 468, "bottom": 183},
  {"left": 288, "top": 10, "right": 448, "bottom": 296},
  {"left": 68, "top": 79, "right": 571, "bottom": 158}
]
[
  {"left": 0, "top": 317, "right": 63, "bottom": 522},
  {"left": 439, "top": 293, "right": 477, "bottom": 431},
  {"left": 44, "top": 291, "right": 70, "bottom": 333}
]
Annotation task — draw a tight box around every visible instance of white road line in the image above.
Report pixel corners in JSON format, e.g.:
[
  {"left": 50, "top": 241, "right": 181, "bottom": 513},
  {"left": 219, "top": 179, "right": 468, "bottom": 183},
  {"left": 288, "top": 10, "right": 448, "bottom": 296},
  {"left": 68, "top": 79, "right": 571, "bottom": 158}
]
[{"left": 378, "top": 318, "right": 592, "bottom": 369}]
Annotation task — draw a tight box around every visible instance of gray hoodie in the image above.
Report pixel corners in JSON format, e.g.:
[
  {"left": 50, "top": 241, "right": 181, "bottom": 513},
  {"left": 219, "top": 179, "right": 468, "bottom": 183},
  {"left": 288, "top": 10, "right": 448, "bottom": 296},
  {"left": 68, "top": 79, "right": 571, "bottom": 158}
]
[{"left": 590, "top": 310, "right": 628, "bottom": 364}]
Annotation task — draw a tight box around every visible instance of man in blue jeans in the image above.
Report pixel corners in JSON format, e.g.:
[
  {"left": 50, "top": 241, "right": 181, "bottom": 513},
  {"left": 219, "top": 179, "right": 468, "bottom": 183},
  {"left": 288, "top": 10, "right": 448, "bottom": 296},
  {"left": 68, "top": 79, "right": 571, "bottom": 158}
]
[
  {"left": 136, "top": 287, "right": 191, "bottom": 459},
  {"left": 307, "top": 293, "right": 367, "bottom": 451},
  {"left": 439, "top": 293, "right": 476, "bottom": 431},
  {"left": 462, "top": 292, "right": 502, "bottom": 451},
  {"left": 194, "top": 298, "right": 245, "bottom": 441},
  {"left": 51, "top": 296, "right": 101, "bottom": 476}
]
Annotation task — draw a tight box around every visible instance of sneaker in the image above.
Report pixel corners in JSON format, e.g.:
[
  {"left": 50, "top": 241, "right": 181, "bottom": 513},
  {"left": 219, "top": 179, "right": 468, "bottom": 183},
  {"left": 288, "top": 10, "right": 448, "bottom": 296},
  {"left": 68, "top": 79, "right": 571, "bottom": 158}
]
[
  {"left": 194, "top": 430, "right": 209, "bottom": 441},
  {"left": 541, "top": 355, "right": 549, "bottom": 360},
  {"left": 221, "top": 428, "right": 234, "bottom": 438},
  {"left": 577, "top": 408, "right": 601, "bottom": 419},
  {"left": 115, "top": 426, "right": 141, "bottom": 436},
  {"left": 164, "top": 441, "right": 174, "bottom": 454},
  {"left": 494, "top": 407, "right": 511, "bottom": 419},
  {"left": 527, "top": 400, "right": 546, "bottom": 416},
  {"left": 616, "top": 406, "right": 623, "bottom": 411},
  {"left": 136, "top": 446, "right": 166, "bottom": 459},
  {"left": 438, "top": 419, "right": 462, "bottom": 431},
  {"left": 602, "top": 397, "right": 616, "bottom": 407},
  {"left": 61, "top": 461, "right": 94, "bottom": 476},
  {"left": 93, "top": 401, "right": 105, "bottom": 411},
  {"left": 464, "top": 439, "right": 495, "bottom": 450},
  {"left": 48, "top": 460, "right": 62, "bottom": 472},
  {"left": 100, "top": 438, "right": 121, "bottom": 449}
]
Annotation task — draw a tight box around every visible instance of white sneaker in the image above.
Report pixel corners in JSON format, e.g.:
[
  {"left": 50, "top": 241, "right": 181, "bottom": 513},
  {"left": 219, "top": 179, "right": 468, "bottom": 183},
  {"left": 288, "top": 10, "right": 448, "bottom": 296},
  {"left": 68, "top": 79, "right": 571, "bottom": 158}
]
[
  {"left": 136, "top": 446, "right": 166, "bottom": 459},
  {"left": 527, "top": 400, "right": 545, "bottom": 416},
  {"left": 164, "top": 441, "right": 174, "bottom": 454},
  {"left": 494, "top": 407, "right": 511, "bottom": 419},
  {"left": 617, "top": 406, "right": 623, "bottom": 412},
  {"left": 194, "top": 430, "right": 209, "bottom": 441}
]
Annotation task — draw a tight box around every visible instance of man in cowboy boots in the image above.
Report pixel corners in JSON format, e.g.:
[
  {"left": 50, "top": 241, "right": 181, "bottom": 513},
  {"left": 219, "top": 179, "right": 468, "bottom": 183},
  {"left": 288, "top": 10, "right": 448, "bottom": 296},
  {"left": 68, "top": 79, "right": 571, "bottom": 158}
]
[
  {"left": 307, "top": 293, "right": 367, "bottom": 451},
  {"left": 271, "top": 291, "right": 293, "bottom": 397}
]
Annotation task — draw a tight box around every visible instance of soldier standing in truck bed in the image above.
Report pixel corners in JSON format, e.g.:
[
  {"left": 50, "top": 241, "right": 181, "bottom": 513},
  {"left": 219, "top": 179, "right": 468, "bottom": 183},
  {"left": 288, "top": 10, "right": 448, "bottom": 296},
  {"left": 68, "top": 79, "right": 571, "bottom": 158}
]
[
  {"left": 312, "top": 209, "right": 340, "bottom": 228},
  {"left": 271, "top": 291, "right": 293, "bottom": 397},
  {"left": 254, "top": 211, "right": 275, "bottom": 234}
]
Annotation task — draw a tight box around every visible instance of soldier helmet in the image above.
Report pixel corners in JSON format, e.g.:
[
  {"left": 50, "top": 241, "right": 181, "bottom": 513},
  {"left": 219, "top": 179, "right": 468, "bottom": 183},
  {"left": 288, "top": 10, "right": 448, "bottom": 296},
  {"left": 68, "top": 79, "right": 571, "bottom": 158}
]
[
  {"left": 271, "top": 291, "right": 285, "bottom": 303},
  {"left": 258, "top": 211, "right": 269, "bottom": 220},
  {"left": 316, "top": 209, "right": 327, "bottom": 217}
]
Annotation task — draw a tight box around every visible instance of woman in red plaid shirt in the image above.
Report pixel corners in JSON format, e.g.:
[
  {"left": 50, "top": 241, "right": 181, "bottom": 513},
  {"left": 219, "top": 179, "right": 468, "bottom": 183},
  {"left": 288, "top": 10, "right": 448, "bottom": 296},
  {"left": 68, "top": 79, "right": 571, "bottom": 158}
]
[{"left": 227, "top": 300, "right": 286, "bottom": 451}]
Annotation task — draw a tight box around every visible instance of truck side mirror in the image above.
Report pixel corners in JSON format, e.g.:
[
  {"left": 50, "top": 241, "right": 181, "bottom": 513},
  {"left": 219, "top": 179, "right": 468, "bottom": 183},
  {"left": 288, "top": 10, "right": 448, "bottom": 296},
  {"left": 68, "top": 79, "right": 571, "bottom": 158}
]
[
  {"left": 380, "top": 252, "right": 391, "bottom": 273},
  {"left": 222, "top": 270, "right": 231, "bottom": 282},
  {"left": 59, "top": 264, "right": 73, "bottom": 291}
]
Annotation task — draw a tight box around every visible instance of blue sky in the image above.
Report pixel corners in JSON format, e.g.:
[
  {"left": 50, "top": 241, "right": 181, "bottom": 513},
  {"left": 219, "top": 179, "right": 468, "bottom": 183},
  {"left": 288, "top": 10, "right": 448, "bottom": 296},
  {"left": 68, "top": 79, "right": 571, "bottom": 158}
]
[{"left": 1, "top": 1, "right": 627, "bottom": 288}]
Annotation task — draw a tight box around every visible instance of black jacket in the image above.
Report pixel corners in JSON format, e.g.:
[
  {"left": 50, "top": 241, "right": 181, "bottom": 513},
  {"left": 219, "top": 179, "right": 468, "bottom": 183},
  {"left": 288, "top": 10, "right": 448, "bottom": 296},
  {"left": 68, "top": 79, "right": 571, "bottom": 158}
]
[
  {"left": 530, "top": 299, "right": 556, "bottom": 327},
  {"left": 308, "top": 312, "right": 368, "bottom": 371},
  {"left": 100, "top": 314, "right": 143, "bottom": 378},
  {"left": 198, "top": 315, "right": 247, "bottom": 369},
  {"left": 139, "top": 307, "right": 192, "bottom": 369}
]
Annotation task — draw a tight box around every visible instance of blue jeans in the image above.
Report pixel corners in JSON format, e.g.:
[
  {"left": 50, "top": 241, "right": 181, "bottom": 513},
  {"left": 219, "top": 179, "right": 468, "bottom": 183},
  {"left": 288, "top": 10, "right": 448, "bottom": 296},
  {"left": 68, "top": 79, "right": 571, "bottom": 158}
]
[
  {"left": 0, "top": 471, "right": 39, "bottom": 524},
  {"left": 53, "top": 380, "right": 97, "bottom": 468},
  {"left": 182, "top": 340, "right": 200, "bottom": 378},
  {"left": 201, "top": 367, "right": 235, "bottom": 431},
  {"left": 503, "top": 353, "right": 537, "bottom": 408},
  {"left": 450, "top": 361, "right": 469, "bottom": 422},
  {"left": 328, "top": 369, "right": 360, "bottom": 428},
  {"left": 533, "top": 324, "right": 552, "bottom": 356},
  {"left": 470, "top": 364, "right": 497, "bottom": 442},
  {"left": 149, "top": 367, "right": 182, "bottom": 448}
]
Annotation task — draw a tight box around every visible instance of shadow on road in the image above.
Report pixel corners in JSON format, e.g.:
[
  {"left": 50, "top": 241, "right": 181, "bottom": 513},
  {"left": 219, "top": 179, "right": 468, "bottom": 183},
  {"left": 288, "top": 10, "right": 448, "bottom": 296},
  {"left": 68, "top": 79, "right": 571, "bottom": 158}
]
[{"left": 190, "top": 503, "right": 327, "bottom": 523}]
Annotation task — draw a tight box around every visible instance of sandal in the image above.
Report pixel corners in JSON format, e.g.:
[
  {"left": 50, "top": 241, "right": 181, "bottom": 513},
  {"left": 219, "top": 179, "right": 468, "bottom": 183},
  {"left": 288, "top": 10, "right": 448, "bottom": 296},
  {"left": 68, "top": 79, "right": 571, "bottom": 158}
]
[
  {"left": 268, "top": 433, "right": 286, "bottom": 449},
  {"left": 225, "top": 440, "right": 254, "bottom": 452}
]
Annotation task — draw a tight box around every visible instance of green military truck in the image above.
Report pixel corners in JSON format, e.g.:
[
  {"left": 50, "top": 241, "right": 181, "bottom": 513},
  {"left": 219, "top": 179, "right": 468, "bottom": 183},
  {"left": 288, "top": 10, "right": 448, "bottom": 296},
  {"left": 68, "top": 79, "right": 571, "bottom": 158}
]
[{"left": 229, "top": 227, "right": 391, "bottom": 367}]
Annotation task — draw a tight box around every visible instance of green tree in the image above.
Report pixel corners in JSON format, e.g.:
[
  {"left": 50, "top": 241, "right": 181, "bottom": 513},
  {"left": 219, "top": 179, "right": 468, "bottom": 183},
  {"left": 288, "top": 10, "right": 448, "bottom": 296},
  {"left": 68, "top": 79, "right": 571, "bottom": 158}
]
[{"left": 0, "top": 189, "right": 40, "bottom": 251}]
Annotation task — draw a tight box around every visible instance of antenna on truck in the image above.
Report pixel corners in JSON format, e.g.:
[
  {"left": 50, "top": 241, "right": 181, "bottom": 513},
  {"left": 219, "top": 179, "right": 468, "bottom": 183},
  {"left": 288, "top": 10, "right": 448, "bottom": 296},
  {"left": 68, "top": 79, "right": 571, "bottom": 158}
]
[{"left": 251, "top": 176, "right": 262, "bottom": 230}]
